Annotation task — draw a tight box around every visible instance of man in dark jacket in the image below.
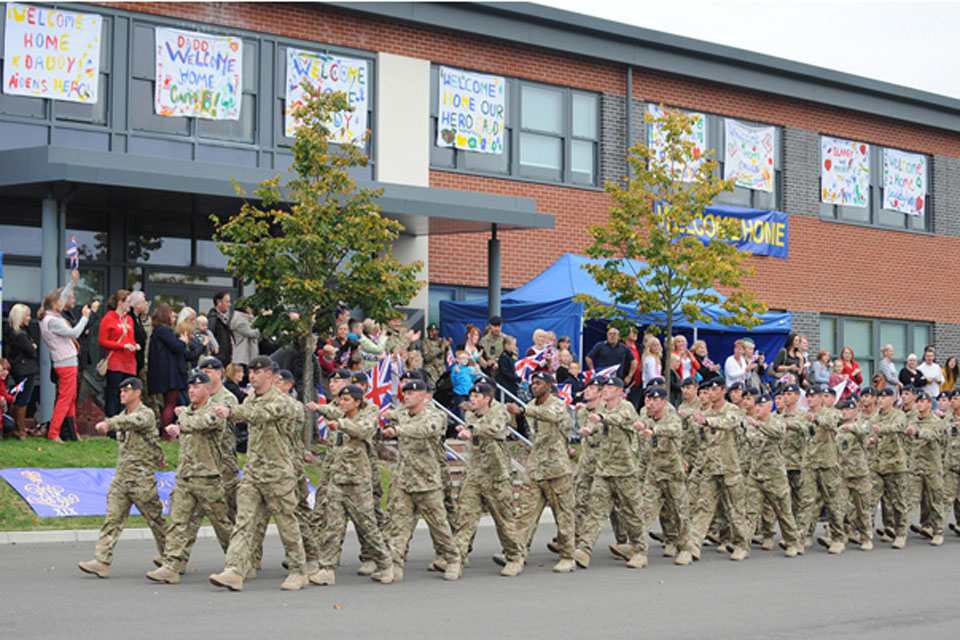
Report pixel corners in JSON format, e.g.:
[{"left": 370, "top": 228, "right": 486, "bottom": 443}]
[
  {"left": 127, "top": 291, "right": 150, "bottom": 376},
  {"left": 208, "top": 291, "right": 234, "bottom": 367}
]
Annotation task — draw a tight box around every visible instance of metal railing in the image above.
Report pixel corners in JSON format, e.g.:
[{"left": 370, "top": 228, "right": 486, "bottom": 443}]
[{"left": 433, "top": 394, "right": 533, "bottom": 448}]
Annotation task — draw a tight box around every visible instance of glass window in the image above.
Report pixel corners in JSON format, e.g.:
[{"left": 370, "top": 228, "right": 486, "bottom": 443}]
[
  {"left": 823, "top": 314, "right": 932, "bottom": 386},
  {"left": 521, "top": 85, "right": 563, "bottom": 134},
  {"left": 196, "top": 239, "right": 229, "bottom": 269},
  {"left": 841, "top": 318, "right": 872, "bottom": 361},
  {"left": 914, "top": 325, "right": 931, "bottom": 354},
  {"left": 3, "top": 264, "right": 42, "bottom": 304},
  {"left": 428, "top": 285, "right": 456, "bottom": 327},
  {"left": 0, "top": 224, "right": 42, "bottom": 257},
  {"left": 571, "top": 139, "right": 595, "bottom": 185},
  {"left": 54, "top": 73, "right": 109, "bottom": 124},
  {"left": 74, "top": 268, "right": 107, "bottom": 307},
  {"left": 197, "top": 93, "right": 256, "bottom": 143},
  {"left": 819, "top": 316, "right": 836, "bottom": 356},
  {"left": 131, "top": 78, "right": 191, "bottom": 135},
  {"left": 0, "top": 61, "right": 46, "bottom": 117},
  {"left": 128, "top": 216, "right": 191, "bottom": 266},
  {"left": 880, "top": 321, "right": 907, "bottom": 369},
  {"left": 519, "top": 133, "right": 561, "bottom": 170},
  {"left": 462, "top": 132, "right": 510, "bottom": 175},
  {"left": 572, "top": 93, "right": 598, "bottom": 139},
  {"left": 147, "top": 271, "right": 234, "bottom": 288}
]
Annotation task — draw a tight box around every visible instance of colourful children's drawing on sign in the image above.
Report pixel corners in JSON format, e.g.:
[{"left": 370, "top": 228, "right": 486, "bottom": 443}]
[
  {"left": 154, "top": 27, "right": 242, "bottom": 120},
  {"left": 436, "top": 66, "right": 505, "bottom": 154},
  {"left": 723, "top": 119, "right": 775, "bottom": 192},
  {"left": 284, "top": 48, "right": 368, "bottom": 143},
  {"left": 3, "top": 3, "right": 102, "bottom": 103},
  {"left": 647, "top": 104, "right": 706, "bottom": 182},
  {"left": 821, "top": 136, "right": 869, "bottom": 207},
  {"left": 882, "top": 148, "right": 925, "bottom": 216}
]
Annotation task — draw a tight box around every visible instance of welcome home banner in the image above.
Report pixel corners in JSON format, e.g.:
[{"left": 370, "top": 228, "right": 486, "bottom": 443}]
[
  {"left": 655, "top": 202, "right": 789, "bottom": 259},
  {"left": 436, "top": 66, "right": 505, "bottom": 154},
  {"left": 821, "top": 136, "right": 869, "bottom": 207},
  {"left": 723, "top": 119, "right": 775, "bottom": 192},
  {"left": 155, "top": 27, "right": 242, "bottom": 120},
  {"left": 3, "top": 3, "right": 102, "bottom": 103},
  {"left": 284, "top": 48, "right": 369, "bottom": 143},
  {"left": 647, "top": 104, "right": 707, "bottom": 182},
  {"left": 882, "top": 148, "right": 926, "bottom": 216}
]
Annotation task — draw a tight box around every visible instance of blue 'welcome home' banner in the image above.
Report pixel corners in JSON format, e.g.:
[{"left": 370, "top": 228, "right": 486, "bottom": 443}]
[{"left": 655, "top": 203, "right": 789, "bottom": 259}]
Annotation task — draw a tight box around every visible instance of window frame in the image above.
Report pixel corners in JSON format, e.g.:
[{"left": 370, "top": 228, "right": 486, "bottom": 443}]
[
  {"left": 819, "top": 313, "right": 934, "bottom": 384},
  {"left": 818, "top": 138, "right": 931, "bottom": 233},
  {"left": 429, "top": 65, "right": 600, "bottom": 188}
]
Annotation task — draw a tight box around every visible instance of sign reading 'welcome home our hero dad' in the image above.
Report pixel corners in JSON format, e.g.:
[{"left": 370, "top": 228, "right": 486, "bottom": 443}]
[{"left": 655, "top": 202, "right": 789, "bottom": 259}]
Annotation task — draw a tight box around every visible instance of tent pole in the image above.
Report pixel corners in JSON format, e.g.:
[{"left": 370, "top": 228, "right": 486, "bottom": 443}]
[
  {"left": 488, "top": 224, "right": 501, "bottom": 321},
  {"left": 693, "top": 327, "right": 698, "bottom": 343}
]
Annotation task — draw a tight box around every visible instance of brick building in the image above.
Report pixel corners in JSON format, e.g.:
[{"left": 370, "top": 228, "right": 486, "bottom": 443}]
[{"left": 2, "top": 1, "right": 958, "bottom": 417}]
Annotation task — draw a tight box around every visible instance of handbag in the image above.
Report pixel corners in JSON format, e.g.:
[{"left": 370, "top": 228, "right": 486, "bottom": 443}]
[{"left": 96, "top": 314, "right": 129, "bottom": 377}]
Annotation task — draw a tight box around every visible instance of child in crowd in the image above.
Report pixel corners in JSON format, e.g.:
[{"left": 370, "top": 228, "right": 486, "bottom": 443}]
[
  {"left": 451, "top": 350, "right": 481, "bottom": 419},
  {"left": 193, "top": 315, "right": 220, "bottom": 357},
  {"left": 828, "top": 359, "right": 848, "bottom": 389},
  {"left": 0, "top": 358, "right": 15, "bottom": 438}
]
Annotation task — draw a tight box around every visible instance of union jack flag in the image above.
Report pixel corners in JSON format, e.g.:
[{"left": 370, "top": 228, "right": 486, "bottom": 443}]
[
  {"left": 339, "top": 348, "right": 352, "bottom": 366},
  {"left": 556, "top": 383, "right": 574, "bottom": 405},
  {"left": 66, "top": 235, "right": 79, "bottom": 270},
  {"left": 9, "top": 378, "right": 26, "bottom": 397},
  {"left": 315, "top": 384, "right": 328, "bottom": 440},
  {"left": 365, "top": 358, "right": 393, "bottom": 410},
  {"left": 514, "top": 351, "right": 548, "bottom": 382},
  {"left": 579, "top": 365, "right": 620, "bottom": 384},
  {"left": 446, "top": 347, "right": 455, "bottom": 369},
  {"left": 378, "top": 391, "right": 392, "bottom": 428}
]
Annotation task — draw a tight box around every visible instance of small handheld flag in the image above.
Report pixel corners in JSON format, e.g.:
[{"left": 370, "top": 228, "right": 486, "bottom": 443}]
[
  {"left": 66, "top": 236, "right": 79, "bottom": 271},
  {"left": 10, "top": 379, "right": 26, "bottom": 397}
]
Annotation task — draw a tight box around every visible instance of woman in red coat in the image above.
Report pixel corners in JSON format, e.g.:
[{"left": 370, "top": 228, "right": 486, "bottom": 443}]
[
  {"left": 839, "top": 345, "right": 863, "bottom": 398},
  {"left": 98, "top": 290, "right": 139, "bottom": 417}
]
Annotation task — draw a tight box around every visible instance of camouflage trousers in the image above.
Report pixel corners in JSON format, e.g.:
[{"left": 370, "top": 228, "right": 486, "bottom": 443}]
[
  {"left": 577, "top": 474, "right": 644, "bottom": 556},
  {"left": 252, "top": 473, "right": 320, "bottom": 568},
  {"left": 319, "top": 481, "right": 391, "bottom": 571},
  {"left": 224, "top": 477, "right": 305, "bottom": 577},
  {"left": 840, "top": 474, "right": 874, "bottom": 540},
  {"left": 690, "top": 473, "right": 748, "bottom": 551},
  {"left": 161, "top": 476, "right": 232, "bottom": 571},
  {"left": 575, "top": 466, "right": 629, "bottom": 547},
  {"left": 786, "top": 469, "right": 815, "bottom": 537},
  {"left": 907, "top": 472, "right": 945, "bottom": 534},
  {"left": 453, "top": 475, "right": 524, "bottom": 563},
  {"left": 942, "top": 468, "right": 960, "bottom": 525},
  {"left": 745, "top": 474, "right": 800, "bottom": 547},
  {"left": 95, "top": 475, "right": 166, "bottom": 565},
  {"left": 516, "top": 474, "right": 576, "bottom": 560},
  {"left": 385, "top": 487, "right": 459, "bottom": 567},
  {"left": 636, "top": 474, "right": 691, "bottom": 554},
  {"left": 869, "top": 470, "right": 894, "bottom": 531},
  {"left": 222, "top": 473, "right": 240, "bottom": 524},
  {"left": 806, "top": 467, "right": 847, "bottom": 542},
  {"left": 871, "top": 471, "right": 909, "bottom": 538},
  {"left": 359, "top": 458, "right": 389, "bottom": 564}
]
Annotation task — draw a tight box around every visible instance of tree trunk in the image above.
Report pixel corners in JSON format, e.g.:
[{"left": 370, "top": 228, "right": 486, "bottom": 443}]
[{"left": 303, "top": 332, "right": 317, "bottom": 446}]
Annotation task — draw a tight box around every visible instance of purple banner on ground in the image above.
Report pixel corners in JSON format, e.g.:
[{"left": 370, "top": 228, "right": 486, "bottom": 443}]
[
  {"left": 1, "top": 467, "right": 318, "bottom": 518},
  {"left": 0, "top": 468, "right": 177, "bottom": 518}
]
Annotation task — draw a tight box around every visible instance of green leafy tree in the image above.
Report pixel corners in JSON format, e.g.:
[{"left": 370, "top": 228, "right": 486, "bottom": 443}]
[
  {"left": 578, "top": 106, "right": 767, "bottom": 374},
  {"left": 213, "top": 84, "right": 423, "bottom": 439}
]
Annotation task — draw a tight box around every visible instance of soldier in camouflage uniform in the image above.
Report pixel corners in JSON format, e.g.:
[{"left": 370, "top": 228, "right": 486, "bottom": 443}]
[
  {"left": 313, "top": 385, "right": 394, "bottom": 585},
  {"left": 209, "top": 356, "right": 307, "bottom": 592},
  {"left": 778, "top": 384, "right": 815, "bottom": 546},
  {"left": 742, "top": 392, "right": 802, "bottom": 556},
  {"left": 384, "top": 314, "right": 419, "bottom": 356},
  {"left": 803, "top": 387, "right": 847, "bottom": 554},
  {"left": 942, "top": 391, "right": 960, "bottom": 535},
  {"left": 200, "top": 358, "right": 241, "bottom": 523},
  {"left": 835, "top": 398, "right": 874, "bottom": 550},
  {"left": 861, "top": 387, "right": 894, "bottom": 541},
  {"left": 634, "top": 386, "right": 694, "bottom": 566},
  {"left": 688, "top": 378, "right": 750, "bottom": 561},
  {"left": 381, "top": 378, "right": 461, "bottom": 582},
  {"left": 79, "top": 377, "right": 166, "bottom": 579},
  {"left": 904, "top": 391, "right": 946, "bottom": 545},
  {"left": 509, "top": 371, "right": 578, "bottom": 573},
  {"left": 573, "top": 377, "right": 647, "bottom": 570},
  {"left": 421, "top": 323, "right": 450, "bottom": 387},
  {"left": 574, "top": 377, "right": 605, "bottom": 547},
  {"left": 146, "top": 372, "right": 234, "bottom": 584},
  {"left": 478, "top": 316, "right": 512, "bottom": 378},
  {"left": 452, "top": 382, "right": 525, "bottom": 577},
  {"left": 868, "top": 387, "right": 910, "bottom": 548}
]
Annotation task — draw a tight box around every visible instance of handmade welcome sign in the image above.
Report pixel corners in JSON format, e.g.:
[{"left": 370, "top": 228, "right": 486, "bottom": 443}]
[{"left": 155, "top": 27, "right": 242, "bottom": 120}]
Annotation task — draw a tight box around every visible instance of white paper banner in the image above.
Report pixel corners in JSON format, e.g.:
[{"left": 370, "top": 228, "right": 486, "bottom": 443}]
[
  {"left": 155, "top": 27, "right": 242, "bottom": 120},
  {"left": 647, "top": 104, "right": 706, "bottom": 182},
  {"left": 3, "top": 3, "right": 102, "bottom": 103},
  {"left": 284, "top": 48, "right": 368, "bottom": 143},
  {"left": 436, "top": 66, "right": 505, "bottom": 154},
  {"left": 882, "top": 148, "right": 926, "bottom": 216},
  {"left": 723, "top": 119, "right": 775, "bottom": 192},
  {"left": 821, "top": 136, "right": 869, "bottom": 207}
]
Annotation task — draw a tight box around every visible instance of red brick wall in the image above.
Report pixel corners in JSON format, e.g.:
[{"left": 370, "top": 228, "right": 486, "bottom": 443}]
[{"left": 99, "top": 2, "right": 960, "bottom": 322}]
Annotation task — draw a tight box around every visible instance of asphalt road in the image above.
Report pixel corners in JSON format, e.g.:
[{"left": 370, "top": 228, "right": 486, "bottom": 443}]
[{"left": 3, "top": 520, "right": 960, "bottom": 640}]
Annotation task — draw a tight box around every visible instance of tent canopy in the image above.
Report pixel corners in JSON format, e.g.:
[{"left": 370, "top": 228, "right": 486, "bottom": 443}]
[{"left": 439, "top": 253, "right": 791, "bottom": 362}]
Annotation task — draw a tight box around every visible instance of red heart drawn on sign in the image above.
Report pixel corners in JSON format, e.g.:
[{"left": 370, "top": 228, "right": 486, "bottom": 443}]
[
  {"left": 229, "top": 41, "right": 239, "bottom": 52},
  {"left": 824, "top": 159, "right": 832, "bottom": 171},
  {"left": 859, "top": 144, "right": 867, "bottom": 155},
  {"left": 916, "top": 195, "right": 924, "bottom": 212}
]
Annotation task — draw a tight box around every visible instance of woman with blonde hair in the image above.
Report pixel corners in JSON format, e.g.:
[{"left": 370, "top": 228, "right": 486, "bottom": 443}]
[
  {"left": 358, "top": 317, "right": 388, "bottom": 371},
  {"left": 6, "top": 303, "right": 38, "bottom": 440},
  {"left": 641, "top": 338, "right": 663, "bottom": 387},
  {"left": 38, "top": 271, "right": 98, "bottom": 442}
]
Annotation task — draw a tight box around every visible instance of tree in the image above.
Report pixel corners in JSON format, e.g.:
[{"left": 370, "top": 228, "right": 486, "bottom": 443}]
[
  {"left": 213, "top": 83, "right": 423, "bottom": 440},
  {"left": 578, "top": 106, "right": 767, "bottom": 375}
]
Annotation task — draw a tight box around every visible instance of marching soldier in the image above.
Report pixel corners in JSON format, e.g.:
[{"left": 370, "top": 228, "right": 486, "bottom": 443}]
[
  {"left": 804, "top": 387, "right": 847, "bottom": 554},
  {"left": 779, "top": 383, "right": 815, "bottom": 546},
  {"left": 942, "top": 391, "right": 960, "bottom": 535},
  {"left": 453, "top": 382, "right": 525, "bottom": 577},
  {"left": 836, "top": 397, "right": 874, "bottom": 550},
  {"left": 869, "top": 387, "right": 910, "bottom": 549},
  {"left": 147, "top": 372, "right": 234, "bottom": 584},
  {"left": 905, "top": 391, "right": 946, "bottom": 545},
  {"left": 209, "top": 356, "right": 308, "bottom": 592},
  {"left": 79, "top": 377, "right": 166, "bottom": 579},
  {"left": 508, "top": 371, "right": 577, "bottom": 573}
]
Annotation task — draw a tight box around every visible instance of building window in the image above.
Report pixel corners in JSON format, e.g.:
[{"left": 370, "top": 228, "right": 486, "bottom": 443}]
[
  {"left": 429, "top": 67, "right": 599, "bottom": 187},
  {"left": 819, "top": 142, "right": 930, "bottom": 232},
  {"left": 428, "top": 284, "right": 508, "bottom": 326},
  {"left": 820, "top": 314, "right": 934, "bottom": 383}
]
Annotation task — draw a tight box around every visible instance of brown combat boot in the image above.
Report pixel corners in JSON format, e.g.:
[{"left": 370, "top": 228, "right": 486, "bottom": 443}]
[
  {"left": 674, "top": 550, "right": 693, "bottom": 566},
  {"left": 662, "top": 544, "right": 677, "bottom": 558},
  {"left": 608, "top": 543, "right": 633, "bottom": 561},
  {"left": 209, "top": 569, "right": 244, "bottom": 591},
  {"left": 312, "top": 568, "right": 335, "bottom": 586},
  {"left": 891, "top": 535, "right": 907, "bottom": 549},
  {"left": 573, "top": 549, "right": 591, "bottom": 569},
  {"left": 729, "top": 547, "right": 749, "bottom": 561},
  {"left": 371, "top": 567, "right": 393, "bottom": 584},
  {"left": 552, "top": 558, "right": 576, "bottom": 573},
  {"left": 78, "top": 560, "right": 110, "bottom": 578},
  {"left": 357, "top": 560, "right": 377, "bottom": 576},
  {"left": 281, "top": 572, "right": 308, "bottom": 591},
  {"left": 491, "top": 553, "right": 507, "bottom": 567},
  {"left": 427, "top": 557, "right": 447, "bottom": 572},
  {"left": 146, "top": 566, "right": 180, "bottom": 584},
  {"left": 500, "top": 561, "right": 523, "bottom": 577},
  {"left": 625, "top": 552, "right": 648, "bottom": 569},
  {"left": 442, "top": 561, "right": 461, "bottom": 581}
]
